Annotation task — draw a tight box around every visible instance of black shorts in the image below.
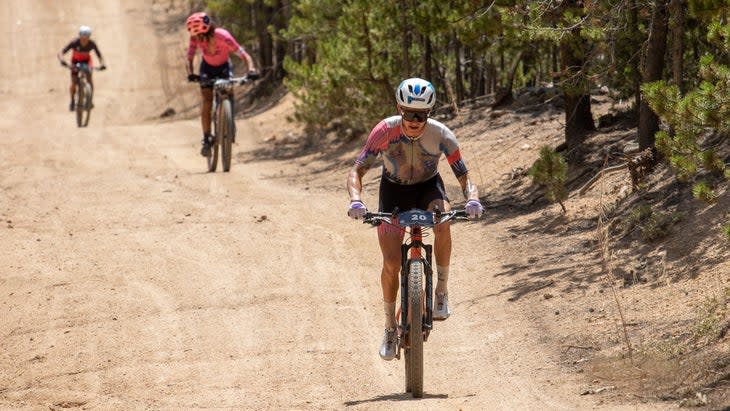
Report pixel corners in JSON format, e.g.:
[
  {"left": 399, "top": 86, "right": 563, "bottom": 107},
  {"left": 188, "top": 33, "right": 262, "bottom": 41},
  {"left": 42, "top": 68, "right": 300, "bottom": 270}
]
[
  {"left": 199, "top": 60, "right": 231, "bottom": 88},
  {"left": 378, "top": 174, "right": 450, "bottom": 213}
]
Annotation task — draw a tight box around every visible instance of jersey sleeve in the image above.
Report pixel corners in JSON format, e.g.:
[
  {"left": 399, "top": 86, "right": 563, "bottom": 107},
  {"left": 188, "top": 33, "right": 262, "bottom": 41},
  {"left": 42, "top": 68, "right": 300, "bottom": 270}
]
[
  {"left": 61, "top": 39, "right": 77, "bottom": 54},
  {"left": 90, "top": 41, "right": 103, "bottom": 59},
  {"left": 186, "top": 37, "right": 198, "bottom": 60},
  {"left": 217, "top": 28, "right": 243, "bottom": 54},
  {"left": 355, "top": 120, "right": 395, "bottom": 170},
  {"left": 440, "top": 128, "right": 468, "bottom": 178}
]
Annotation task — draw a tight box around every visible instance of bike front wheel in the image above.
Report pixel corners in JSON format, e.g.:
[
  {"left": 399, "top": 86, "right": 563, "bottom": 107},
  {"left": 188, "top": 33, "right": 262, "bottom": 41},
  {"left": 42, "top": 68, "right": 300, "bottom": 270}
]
[
  {"left": 219, "top": 99, "right": 234, "bottom": 172},
  {"left": 82, "top": 82, "right": 92, "bottom": 127},
  {"left": 75, "top": 80, "right": 92, "bottom": 127},
  {"left": 75, "top": 84, "right": 84, "bottom": 127},
  {"left": 404, "top": 258, "right": 425, "bottom": 398}
]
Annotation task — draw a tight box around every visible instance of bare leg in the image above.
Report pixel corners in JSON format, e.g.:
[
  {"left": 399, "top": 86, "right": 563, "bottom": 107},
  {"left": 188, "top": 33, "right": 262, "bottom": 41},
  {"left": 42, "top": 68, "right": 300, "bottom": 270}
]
[
  {"left": 378, "top": 225, "right": 404, "bottom": 328},
  {"left": 201, "top": 88, "right": 213, "bottom": 136},
  {"left": 429, "top": 199, "right": 452, "bottom": 293}
]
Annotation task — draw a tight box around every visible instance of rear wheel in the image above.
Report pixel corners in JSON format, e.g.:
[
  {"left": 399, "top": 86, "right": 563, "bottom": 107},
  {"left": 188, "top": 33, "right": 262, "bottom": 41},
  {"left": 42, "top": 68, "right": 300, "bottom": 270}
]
[
  {"left": 404, "top": 259, "right": 424, "bottom": 398},
  {"left": 220, "top": 99, "right": 233, "bottom": 172}
]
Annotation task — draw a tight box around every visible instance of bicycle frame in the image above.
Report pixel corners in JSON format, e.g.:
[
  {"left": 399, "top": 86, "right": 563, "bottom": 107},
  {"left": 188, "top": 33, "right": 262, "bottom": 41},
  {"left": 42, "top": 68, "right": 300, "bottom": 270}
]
[
  {"left": 363, "top": 208, "right": 468, "bottom": 397},
  {"left": 71, "top": 62, "right": 94, "bottom": 127},
  {"left": 398, "top": 211, "right": 436, "bottom": 340},
  {"left": 197, "top": 76, "right": 250, "bottom": 172}
]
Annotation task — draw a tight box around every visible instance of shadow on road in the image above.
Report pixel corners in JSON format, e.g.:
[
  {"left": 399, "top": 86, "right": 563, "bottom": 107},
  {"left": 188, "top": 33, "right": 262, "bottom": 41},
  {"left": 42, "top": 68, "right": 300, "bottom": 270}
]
[{"left": 343, "top": 392, "right": 449, "bottom": 407}]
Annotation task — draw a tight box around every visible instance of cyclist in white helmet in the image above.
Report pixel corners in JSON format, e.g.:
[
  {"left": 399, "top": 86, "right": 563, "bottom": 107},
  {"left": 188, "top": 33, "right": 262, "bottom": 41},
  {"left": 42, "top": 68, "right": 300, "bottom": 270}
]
[
  {"left": 346, "top": 77, "right": 483, "bottom": 360},
  {"left": 57, "top": 25, "right": 106, "bottom": 111}
]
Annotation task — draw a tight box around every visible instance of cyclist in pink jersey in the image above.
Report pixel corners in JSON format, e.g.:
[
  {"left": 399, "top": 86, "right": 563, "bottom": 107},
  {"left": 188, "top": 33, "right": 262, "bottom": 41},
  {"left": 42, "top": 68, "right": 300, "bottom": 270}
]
[
  {"left": 57, "top": 25, "right": 106, "bottom": 111},
  {"left": 346, "top": 78, "right": 483, "bottom": 360},
  {"left": 185, "top": 12, "right": 259, "bottom": 156}
]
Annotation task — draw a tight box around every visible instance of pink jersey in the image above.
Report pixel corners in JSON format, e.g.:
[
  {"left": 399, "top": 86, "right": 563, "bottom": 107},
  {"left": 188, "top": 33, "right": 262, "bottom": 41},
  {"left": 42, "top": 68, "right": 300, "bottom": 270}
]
[{"left": 187, "top": 28, "right": 245, "bottom": 66}]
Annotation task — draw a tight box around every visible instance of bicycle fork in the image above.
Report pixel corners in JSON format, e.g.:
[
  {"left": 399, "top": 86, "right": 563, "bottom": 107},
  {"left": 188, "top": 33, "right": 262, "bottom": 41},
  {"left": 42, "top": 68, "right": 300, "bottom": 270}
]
[{"left": 399, "top": 227, "right": 434, "bottom": 344}]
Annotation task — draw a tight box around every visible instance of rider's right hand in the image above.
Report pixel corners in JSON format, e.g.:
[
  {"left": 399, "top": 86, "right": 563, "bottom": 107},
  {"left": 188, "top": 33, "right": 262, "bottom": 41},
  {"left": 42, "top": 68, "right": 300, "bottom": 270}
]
[
  {"left": 347, "top": 200, "right": 367, "bottom": 219},
  {"left": 60, "top": 60, "right": 69, "bottom": 68},
  {"left": 187, "top": 73, "right": 200, "bottom": 82}
]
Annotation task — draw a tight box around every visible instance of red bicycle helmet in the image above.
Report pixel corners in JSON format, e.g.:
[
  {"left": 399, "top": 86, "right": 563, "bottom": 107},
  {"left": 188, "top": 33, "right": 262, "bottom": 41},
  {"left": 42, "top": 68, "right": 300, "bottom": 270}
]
[{"left": 186, "top": 12, "right": 211, "bottom": 36}]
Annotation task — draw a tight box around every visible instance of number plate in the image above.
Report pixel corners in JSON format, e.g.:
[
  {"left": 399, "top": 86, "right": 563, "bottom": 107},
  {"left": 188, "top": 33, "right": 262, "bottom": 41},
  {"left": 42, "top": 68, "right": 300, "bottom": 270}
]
[{"left": 397, "top": 210, "right": 434, "bottom": 227}]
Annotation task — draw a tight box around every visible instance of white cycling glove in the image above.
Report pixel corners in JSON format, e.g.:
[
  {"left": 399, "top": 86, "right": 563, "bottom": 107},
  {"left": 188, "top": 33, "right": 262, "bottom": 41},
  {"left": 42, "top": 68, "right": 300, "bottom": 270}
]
[
  {"left": 348, "top": 200, "right": 367, "bottom": 219},
  {"left": 465, "top": 199, "right": 484, "bottom": 219}
]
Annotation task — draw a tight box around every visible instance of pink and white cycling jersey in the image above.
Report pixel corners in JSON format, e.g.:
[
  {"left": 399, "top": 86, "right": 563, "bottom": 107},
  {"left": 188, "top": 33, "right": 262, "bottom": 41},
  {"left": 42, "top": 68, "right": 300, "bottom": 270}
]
[
  {"left": 355, "top": 116, "right": 469, "bottom": 185},
  {"left": 187, "top": 28, "right": 245, "bottom": 67}
]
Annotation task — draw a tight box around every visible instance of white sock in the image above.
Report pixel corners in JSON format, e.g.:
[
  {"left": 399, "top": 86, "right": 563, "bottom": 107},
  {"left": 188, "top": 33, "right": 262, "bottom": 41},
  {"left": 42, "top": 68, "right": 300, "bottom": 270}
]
[
  {"left": 436, "top": 265, "right": 449, "bottom": 295},
  {"left": 384, "top": 301, "right": 396, "bottom": 329}
]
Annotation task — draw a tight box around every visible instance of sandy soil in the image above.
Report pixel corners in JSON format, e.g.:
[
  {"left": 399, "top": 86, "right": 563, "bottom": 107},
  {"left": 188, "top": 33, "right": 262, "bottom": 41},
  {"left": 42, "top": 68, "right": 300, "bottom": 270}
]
[{"left": 2, "top": 1, "right": 721, "bottom": 410}]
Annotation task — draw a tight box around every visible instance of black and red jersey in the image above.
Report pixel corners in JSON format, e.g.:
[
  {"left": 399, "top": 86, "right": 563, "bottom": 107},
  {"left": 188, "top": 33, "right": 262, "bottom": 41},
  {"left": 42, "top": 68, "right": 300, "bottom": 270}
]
[{"left": 62, "top": 38, "right": 103, "bottom": 64}]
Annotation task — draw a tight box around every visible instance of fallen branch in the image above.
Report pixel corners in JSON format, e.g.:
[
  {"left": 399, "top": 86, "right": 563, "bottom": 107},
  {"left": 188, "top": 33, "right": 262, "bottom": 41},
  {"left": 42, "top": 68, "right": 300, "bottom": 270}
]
[
  {"left": 578, "top": 163, "right": 629, "bottom": 195},
  {"left": 579, "top": 148, "right": 655, "bottom": 196}
]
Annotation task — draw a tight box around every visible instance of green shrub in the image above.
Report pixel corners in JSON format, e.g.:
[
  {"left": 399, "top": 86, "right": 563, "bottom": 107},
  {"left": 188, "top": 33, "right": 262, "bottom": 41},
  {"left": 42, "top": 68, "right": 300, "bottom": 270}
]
[{"left": 529, "top": 146, "right": 568, "bottom": 212}]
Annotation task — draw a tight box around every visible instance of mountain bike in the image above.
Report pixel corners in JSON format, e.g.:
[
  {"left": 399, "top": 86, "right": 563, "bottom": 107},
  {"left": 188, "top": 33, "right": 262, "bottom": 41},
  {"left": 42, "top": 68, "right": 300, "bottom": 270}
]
[
  {"left": 198, "top": 76, "right": 252, "bottom": 172},
  {"left": 363, "top": 208, "right": 469, "bottom": 398},
  {"left": 61, "top": 61, "right": 105, "bottom": 127}
]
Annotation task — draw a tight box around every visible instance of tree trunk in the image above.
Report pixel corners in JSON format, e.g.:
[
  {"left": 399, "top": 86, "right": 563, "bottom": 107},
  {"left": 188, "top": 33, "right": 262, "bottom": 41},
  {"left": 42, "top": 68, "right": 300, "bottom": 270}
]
[
  {"left": 492, "top": 49, "right": 523, "bottom": 108},
  {"left": 638, "top": 0, "right": 669, "bottom": 151},
  {"left": 453, "top": 32, "right": 464, "bottom": 103},
  {"left": 627, "top": 0, "right": 641, "bottom": 114},
  {"left": 400, "top": 0, "right": 411, "bottom": 78},
  {"left": 273, "top": 0, "right": 289, "bottom": 80},
  {"left": 255, "top": 1, "right": 273, "bottom": 77},
  {"left": 423, "top": 35, "right": 433, "bottom": 81},
  {"left": 670, "top": 0, "right": 685, "bottom": 94},
  {"left": 559, "top": 0, "right": 595, "bottom": 152}
]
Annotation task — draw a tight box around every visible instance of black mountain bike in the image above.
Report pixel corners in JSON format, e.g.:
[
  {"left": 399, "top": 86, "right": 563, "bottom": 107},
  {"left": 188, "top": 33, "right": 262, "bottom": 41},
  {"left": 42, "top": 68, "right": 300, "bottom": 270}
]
[
  {"left": 61, "top": 61, "right": 105, "bottom": 127},
  {"left": 198, "top": 76, "right": 252, "bottom": 172},
  {"left": 363, "top": 208, "right": 469, "bottom": 398}
]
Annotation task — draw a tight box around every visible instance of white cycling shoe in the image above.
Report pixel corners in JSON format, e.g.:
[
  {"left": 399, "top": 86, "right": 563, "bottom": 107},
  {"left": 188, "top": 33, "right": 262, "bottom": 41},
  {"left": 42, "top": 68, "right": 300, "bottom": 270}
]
[
  {"left": 379, "top": 327, "right": 398, "bottom": 360},
  {"left": 433, "top": 292, "right": 451, "bottom": 320}
]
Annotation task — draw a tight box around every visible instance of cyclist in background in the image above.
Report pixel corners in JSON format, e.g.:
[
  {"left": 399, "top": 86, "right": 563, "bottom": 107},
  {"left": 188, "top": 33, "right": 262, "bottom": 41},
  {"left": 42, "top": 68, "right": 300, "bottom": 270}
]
[
  {"left": 346, "top": 78, "right": 484, "bottom": 361},
  {"left": 57, "top": 25, "right": 106, "bottom": 111},
  {"left": 185, "top": 12, "right": 259, "bottom": 157}
]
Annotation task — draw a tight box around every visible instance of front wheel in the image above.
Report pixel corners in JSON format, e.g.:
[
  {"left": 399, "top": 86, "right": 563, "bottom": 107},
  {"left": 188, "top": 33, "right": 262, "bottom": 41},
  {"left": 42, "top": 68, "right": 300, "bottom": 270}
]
[
  {"left": 404, "top": 259, "right": 424, "bottom": 398},
  {"left": 219, "top": 99, "right": 234, "bottom": 172},
  {"left": 76, "top": 80, "right": 92, "bottom": 127},
  {"left": 75, "top": 83, "right": 85, "bottom": 127}
]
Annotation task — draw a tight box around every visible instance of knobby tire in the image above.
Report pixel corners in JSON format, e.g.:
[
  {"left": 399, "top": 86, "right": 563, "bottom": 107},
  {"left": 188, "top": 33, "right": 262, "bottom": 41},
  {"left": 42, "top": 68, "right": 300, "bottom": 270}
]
[
  {"left": 76, "top": 80, "right": 92, "bottom": 128},
  {"left": 82, "top": 82, "right": 92, "bottom": 127},
  {"left": 75, "top": 82, "right": 84, "bottom": 127},
  {"left": 220, "top": 99, "right": 233, "bottom": 172},
  {"left": 405, "top": 259, "right": 424, "bottom": 398}
]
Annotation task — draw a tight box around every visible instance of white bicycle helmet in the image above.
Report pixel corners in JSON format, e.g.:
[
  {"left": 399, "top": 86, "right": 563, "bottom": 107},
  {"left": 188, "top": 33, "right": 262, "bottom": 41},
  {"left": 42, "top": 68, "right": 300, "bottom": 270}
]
[
  {"left": 395, "top": 78, "right": 436, "bottom": 110},
  {"left": 79, "top": 25, "right": 92, "bottom": 37}
]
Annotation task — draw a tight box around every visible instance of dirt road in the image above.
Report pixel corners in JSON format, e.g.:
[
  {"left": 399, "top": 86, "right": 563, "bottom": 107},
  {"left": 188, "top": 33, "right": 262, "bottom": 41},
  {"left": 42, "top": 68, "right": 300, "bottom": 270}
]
[{"left": 0, "top": 2, "right": 670, "bottom": 410}]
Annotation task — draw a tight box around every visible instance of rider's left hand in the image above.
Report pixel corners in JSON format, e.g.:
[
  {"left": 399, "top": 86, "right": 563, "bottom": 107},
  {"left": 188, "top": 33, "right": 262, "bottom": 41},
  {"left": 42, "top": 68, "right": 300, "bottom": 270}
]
[
  {"left": 99, "top": 65, "right": 107, "bottom": 70},
  {"left": 247, "top": 70, "right": 260, "bottom": 80},
  {"left": 465, "top": 199, "right": 484, "bottom": 219},
  {"left": 347, "top": 200, "right": 367, "bottom": 219}
]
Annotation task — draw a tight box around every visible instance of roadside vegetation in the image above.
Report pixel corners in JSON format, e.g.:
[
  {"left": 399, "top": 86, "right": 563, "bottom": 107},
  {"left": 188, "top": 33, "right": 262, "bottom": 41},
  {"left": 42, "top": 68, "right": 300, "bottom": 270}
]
[{"left": 185, "top": 0, "right": 729, "bottom": 406}]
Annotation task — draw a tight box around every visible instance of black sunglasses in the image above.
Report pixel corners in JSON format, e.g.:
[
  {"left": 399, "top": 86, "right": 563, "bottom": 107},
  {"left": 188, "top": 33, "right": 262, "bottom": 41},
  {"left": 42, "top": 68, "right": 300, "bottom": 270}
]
[{"left": 401, "top": 110, "right": 429, "bottom": 122}]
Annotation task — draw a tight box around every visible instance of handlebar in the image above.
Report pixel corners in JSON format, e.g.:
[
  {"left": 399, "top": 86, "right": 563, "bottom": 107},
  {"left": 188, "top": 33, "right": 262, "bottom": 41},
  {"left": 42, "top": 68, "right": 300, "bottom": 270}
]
[
  {"left": 60, "top": 61, "right": 106, "bottom": 71},
  {"left": 196, "top": 75, "right": 255, "bottom": 89},
  {"left": 363, "top": 208, "right": 470, "bottom": 228}
]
